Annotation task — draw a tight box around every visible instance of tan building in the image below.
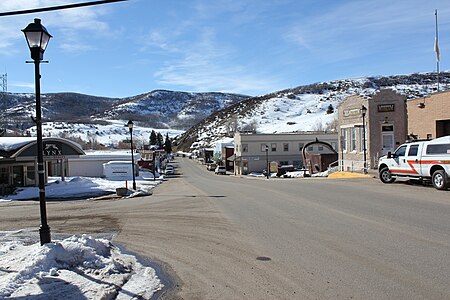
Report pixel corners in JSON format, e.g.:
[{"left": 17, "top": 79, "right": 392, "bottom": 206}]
[
  {"left": 407, "top": 91, "right": 450, "bottom": 139},
  {"left": 338, "top": 89, "right": 408, "bottom": 172},
  {"left": 234, "top": 131, "right": 338, "bottom": 175}
]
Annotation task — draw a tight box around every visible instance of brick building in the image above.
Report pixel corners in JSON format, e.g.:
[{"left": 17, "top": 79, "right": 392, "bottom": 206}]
[
  {"left": 338, "top": 89, "right": 408, "bottom": 172},
  {"left": 407, "top": 91, "right": 450, "bottom": 139}
]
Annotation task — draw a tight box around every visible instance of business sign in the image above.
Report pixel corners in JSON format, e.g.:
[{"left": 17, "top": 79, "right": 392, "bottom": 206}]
[
  {"left": 43, "top": 143, "right": 65, "bottom": 159},
  {"left": 377, "top": 104, "right": 395, "bottom": 112},
  {"left": 343, "top": 108, "right": 361, "bottom": 117}
]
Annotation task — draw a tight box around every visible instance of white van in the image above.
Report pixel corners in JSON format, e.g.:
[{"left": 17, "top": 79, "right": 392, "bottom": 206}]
[{"left": 378, "top": 135, "right": 450, "bottom": 190}]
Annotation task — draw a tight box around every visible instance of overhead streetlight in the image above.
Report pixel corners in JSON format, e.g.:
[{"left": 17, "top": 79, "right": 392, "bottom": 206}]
[
  {"left": 127, "top": 120, "right": 137, "bottom": 190},
  {"left": 361, "top": 105, "right": 368, "bottom": 174},
  {"left": 22, "top": 18, "right": 52, "bottom": 245}
]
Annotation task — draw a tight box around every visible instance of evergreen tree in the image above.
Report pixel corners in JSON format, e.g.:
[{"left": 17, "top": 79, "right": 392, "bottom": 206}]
[
  {"left": 326, "top": 104, "right": 334, "bottom": 114},
  {"left": 164, "top": 133, "right": 172, "bottom": 153},
  {"left": 149, "top": 130, "right": 157, "bottom": 146},
  {"left": 156, "top": 132, "right": 164, "bottom": 148}
]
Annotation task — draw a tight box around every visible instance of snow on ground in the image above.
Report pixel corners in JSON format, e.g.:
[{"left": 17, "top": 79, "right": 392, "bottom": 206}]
[
  {"left": 31, "top": 120, "right": 185, "bottom": 146},
  {"left": 0, "top": 234, "right": 163, "bottom": 299},
  {"left": 0, "top": 172, "right": 163, "bottom": 201},
  {"left": 0, "top": 171, "right": 167, "bottom": 298}
]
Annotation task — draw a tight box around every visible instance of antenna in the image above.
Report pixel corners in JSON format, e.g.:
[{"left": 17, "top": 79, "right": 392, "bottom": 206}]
[{"left": 0, "top": 73, "right": 6, "bottom": 136}]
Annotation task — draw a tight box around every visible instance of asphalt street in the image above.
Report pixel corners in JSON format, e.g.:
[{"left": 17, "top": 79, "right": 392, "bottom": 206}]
[{"left": 1, "top": 157, "right": 449, "bottom": 299}]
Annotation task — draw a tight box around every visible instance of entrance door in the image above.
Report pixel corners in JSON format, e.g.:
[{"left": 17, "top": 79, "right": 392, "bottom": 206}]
[
  {"left": 12, "top": 166, "right": 24, "bottom": 187},
  {"left": 381, "top": 125, "right": 395, "bottom": 155}
]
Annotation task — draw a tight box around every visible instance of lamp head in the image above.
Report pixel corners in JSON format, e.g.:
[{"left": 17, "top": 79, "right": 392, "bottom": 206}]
[
  {"left": 127, "top": 120, "right": 134, "bottom": 130},
  {"left": 361, "top": 105, "right": 367, "bottom": 115},
  {"left": 22, "top": 18, "right": 52, "bottom": 61}
]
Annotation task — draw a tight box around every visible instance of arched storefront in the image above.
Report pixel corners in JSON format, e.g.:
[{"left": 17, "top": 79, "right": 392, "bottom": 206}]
[{"left": 0, "top": 137, "right": 85, "bottom": 195}]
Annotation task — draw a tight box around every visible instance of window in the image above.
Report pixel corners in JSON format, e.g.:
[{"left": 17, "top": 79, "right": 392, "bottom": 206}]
[
  {"left": 307, "top": 146, "right": 314, "bottom": 151},
  {"left": 350, "top": 127, "right": 357, "bottom": 151},
  {"left": 261, "top": 144, "right": 268, "bottom": 152},
  {"left": 360, "top": 127, "right": 366, "bottom": 152},
  {"left": 426, "top": 143, "right": 450, "bottom": 155},
  {"left": 0, "top": 167, "right": 8, "bottom": 184},
  {"left": 283, "top": 143, "right": 289, "bottom": 151},
  {"left": 407, "top": 145, "right": 419, "bottom": 156},
  {"left": 26, "top": 165, "right": 35, "bottom": 183},
  {"left": 318, "top": 146, "right": 324, "bottom": 151},
  {"left": 271, "top": 143, "right": 277, "bottom": 152},
  {"left": 280, "top": 161, "right": 289, "bottom": 166},
  {"left": 242, "top": 144, "right": 248, "bottom": 152},
  {"left": 299, "top": 143, "right": 304, "bottom": 151},
  {"left": 341, "top": 128, "right": 347, "bottom": 151},
  {"left": 395, "top": 145, "right": 407, "bottom": 157},
  {"left": 293, "top": 160, "right": 302, "bottom": 168}
]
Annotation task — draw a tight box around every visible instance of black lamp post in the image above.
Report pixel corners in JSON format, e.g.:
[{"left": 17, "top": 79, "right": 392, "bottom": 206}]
[
  {"left": 127, "top": 120, "right": 137, "bottom": 190},
  {"left": 361, "top": 105, "right": 368, "bottom": 174},
  {"left": 22, "top": 18, "right": 52, "bottom": 245},
  {"left": 265, "top": 144, "right": 269, "bottom": 179}
]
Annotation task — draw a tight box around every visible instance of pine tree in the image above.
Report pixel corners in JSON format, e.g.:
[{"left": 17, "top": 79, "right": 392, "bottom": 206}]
[
  {"left": 164, "top": 133, "right": 172, "bottom": 153},
  {"left": 326, "top": 104, "right": 334, "bottom": 114},
  {"left": 149, "top": 130, "right": 157, "bottom": 146},
  {"left": 156, "top": 132, "right": 164, "bottom": 148}
]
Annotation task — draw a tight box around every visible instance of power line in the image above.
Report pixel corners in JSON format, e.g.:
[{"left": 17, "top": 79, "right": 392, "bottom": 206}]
[{"left": 0, "top": 0, "right": 128, "bottom": 17}]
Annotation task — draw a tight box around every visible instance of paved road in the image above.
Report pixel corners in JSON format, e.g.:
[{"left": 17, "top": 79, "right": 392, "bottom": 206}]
[{"left": 1, "top": 157, "right": 449, "bottom": 299}]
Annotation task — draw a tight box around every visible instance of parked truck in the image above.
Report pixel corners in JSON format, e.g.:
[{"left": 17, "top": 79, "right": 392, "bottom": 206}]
[{"left": 378, "top": 135, "right": 450, "bottom": 190}]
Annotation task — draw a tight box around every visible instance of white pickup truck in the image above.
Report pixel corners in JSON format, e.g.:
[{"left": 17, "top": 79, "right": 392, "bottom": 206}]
[{"left": 378, "top": 135, "right": 450, "bottom": 190}]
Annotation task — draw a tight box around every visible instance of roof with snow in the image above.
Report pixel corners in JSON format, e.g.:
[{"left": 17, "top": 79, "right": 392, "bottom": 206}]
[{"left": 0, "top": 137, "right": 85, "bottom": 159}]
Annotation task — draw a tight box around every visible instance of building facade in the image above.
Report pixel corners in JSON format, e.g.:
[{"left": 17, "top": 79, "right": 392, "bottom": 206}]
[
  {"left": 407, "top": 91, "right": 450, "bottom": 139},
  {"left": 234, "top": 131, "right": 338, "bottom": 175},
  {"left": 337, "top": 89, "right": 408, "bottom": 172},
  {"left": 0, "top": 137, "right": 85, "bottom": 195}
]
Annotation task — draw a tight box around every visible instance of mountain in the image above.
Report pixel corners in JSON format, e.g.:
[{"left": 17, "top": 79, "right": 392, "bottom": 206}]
[
  {"left": 173, "top": 72, "right": 450, "bottom": 151},
  {"left": 0, "top": 90, "right": 249, "bottom": 136}
]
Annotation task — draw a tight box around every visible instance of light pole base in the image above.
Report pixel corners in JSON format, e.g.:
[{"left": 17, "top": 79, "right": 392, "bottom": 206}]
[{"left": 39, "top": 225, "right": 51, "bottom": 245}]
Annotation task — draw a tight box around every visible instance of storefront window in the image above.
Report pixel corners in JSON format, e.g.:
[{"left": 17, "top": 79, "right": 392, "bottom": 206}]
[
  {"left": 0, "top": 167, "right": 8, "bottom": 185},
  {"left": 26, "top": 165, "right": 36, "bottom": 185},
  {"left": 341, "top": 128, "right": 347, "bottom": 151},
  {"left": 350, "top": 127, "right": 357, "bottom": 151},
  {"left": 12, "top": 166, "right": 24, "bottom": 187}
]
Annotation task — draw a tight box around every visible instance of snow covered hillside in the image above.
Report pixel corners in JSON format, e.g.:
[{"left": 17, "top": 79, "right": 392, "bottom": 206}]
[
  {"left": 0, "top": 90, "right": 249, "bottom": 144},
  {"left": 174, "top": 72, "right": 450, "bottom": 150}
]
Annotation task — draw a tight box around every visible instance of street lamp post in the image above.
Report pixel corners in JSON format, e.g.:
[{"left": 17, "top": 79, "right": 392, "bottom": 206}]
[
  {"left": 265, "top": 144, "right": 269, "bottom": 179},
  {"left": 127, "top": 120, "right": 137, "bottom": 190},
  {"left": 22, "top": 18, "right": 52, "bottom": 245},
  {"left": 361, "top": 105, "right": 368, "bottom": 174}
]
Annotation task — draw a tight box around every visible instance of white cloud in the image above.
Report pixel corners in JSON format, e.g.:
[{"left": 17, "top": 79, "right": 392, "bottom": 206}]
[
  {"left": 153, "top": 27, "right": 280, "bottom": 95},
  {"left": 10, "top": 81, "right": 35, "bottom": 90},
  {"left": 0, "top": 1, "right": 115, "bottom": 55}
]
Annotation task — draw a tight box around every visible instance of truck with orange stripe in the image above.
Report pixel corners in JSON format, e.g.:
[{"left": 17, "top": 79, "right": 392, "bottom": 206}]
[{"left": 378, "top": 135, "right": 450, "bottom": 190}]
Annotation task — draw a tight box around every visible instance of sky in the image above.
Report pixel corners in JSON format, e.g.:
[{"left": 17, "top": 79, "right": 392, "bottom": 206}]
[{"left": 0, "top": 0, "right": 449, "bottom": 98}]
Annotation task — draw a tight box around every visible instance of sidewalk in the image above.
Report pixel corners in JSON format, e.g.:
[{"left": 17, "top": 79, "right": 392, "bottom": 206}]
[{"left": 328, "top": 169, "right": 378, "bottom": 179}]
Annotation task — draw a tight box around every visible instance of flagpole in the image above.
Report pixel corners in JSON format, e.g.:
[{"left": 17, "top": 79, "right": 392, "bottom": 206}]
[{"left": 435, "top": 9, "right": 440, "bottom": 92}]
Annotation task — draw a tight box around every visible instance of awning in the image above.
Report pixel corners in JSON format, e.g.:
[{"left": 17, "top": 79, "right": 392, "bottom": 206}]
[{"left": 227, "top": 154, "right": 236, "bottom": 161}]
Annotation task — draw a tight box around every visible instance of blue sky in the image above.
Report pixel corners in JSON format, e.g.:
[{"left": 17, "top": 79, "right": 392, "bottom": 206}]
[{"left": 0, "top": 0, "right": 449, "bottom": 98}]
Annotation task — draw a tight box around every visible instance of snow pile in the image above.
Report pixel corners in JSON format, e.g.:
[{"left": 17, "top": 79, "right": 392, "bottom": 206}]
[
  {"left": 0, "top": 175, "right": 162, "bottom": 201},
  {"left": 0, "top": 235, "right": 163, "bottom": 299}
]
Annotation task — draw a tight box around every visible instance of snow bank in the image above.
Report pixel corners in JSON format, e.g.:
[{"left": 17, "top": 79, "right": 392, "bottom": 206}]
[{"left": 0, "top": 235, "right": 163, "bottom": 299}]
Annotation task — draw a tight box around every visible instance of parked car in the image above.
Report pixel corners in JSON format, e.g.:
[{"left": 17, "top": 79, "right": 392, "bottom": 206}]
[
  {"left": 165, "top": 165, "right": 174, "bottom": 175},
  {"left": 207, "top": 163, "right": 217, "bottom": 171},
  {"left": 378, "top": 135, "right": 450, "bottom": 190},
  {"left": 215, "top": 166, "right": 227, "bottom": 175}
]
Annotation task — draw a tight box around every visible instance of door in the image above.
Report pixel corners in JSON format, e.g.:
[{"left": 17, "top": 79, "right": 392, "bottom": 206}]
[{"left": 381, "top": 125, "right": 395, "bottom": 155}]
